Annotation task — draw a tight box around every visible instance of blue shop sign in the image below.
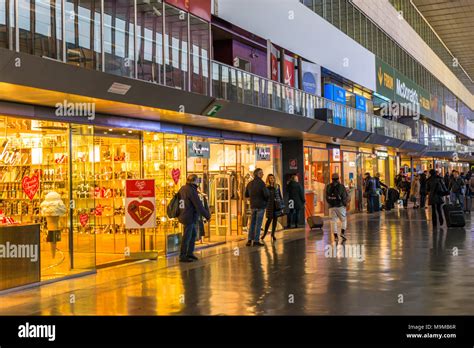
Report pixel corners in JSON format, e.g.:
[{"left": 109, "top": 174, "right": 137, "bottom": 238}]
[
  {"left": 302, "top": 72, "right": 317, "bottom": 95},
  {"left": 324, "top": 84, "right": 347, "bottom": 126},
  {"left": 355, "top": 95, "right": 367, "bottom": 131},
  {"left": 355, "top": 95, "right": 367, "bottom": 111}
]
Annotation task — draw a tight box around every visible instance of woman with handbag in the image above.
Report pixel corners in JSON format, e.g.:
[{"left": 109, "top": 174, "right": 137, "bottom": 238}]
[
  {"left": 261, "top": 174, "right": 284, "bottom": 242},
  {"left": 410, "top": 174, "right": 420, "bottom": 209}
]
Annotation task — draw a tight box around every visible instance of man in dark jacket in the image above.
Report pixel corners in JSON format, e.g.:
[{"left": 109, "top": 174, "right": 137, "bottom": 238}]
[
  {"left": 426, "top": 169, "right": 445, "bottom": 227},
  {"left": 245, "top": 168, "right": 269, "bottom": 246},
  {"left": 449, "top": 170, "right": 465, "bottom": 210},
  {"left": 419, "top": 171, "right": 427, "bottom": 208},
  {"left": 364, "top": 173, "right": 377, "bottom": 213},
  {"left": 325, "top": 173, "right": 348, "bottom": 241},
  {"left": 177, "top": 174, "right": 211, "bottom": 262},
  {"left": 286, "top": 174, "right": 305, "bottom": 229}
]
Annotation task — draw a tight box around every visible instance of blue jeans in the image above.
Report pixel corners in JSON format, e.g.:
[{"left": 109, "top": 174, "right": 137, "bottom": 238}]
[
  {"left": 367, "top": 195, "right": 377, "bottom": 213},
  {"left": 248, "top": 209, "right": 265, "bottom": 242},
  {"left": 450, "top": 192, "right": 464, "bottom": 210},
  {"left": 180, "top": 223, "right": 197, "bottom": 258}
]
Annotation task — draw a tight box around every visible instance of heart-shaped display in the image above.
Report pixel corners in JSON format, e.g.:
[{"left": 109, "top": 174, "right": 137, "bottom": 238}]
[
  {"left": 22, "top": 173, "right": 40, "bottom": 200},
  {"left": 79, "top": 213, "right": 89, "bottom": 227},
  {"left": 127, "top": 200, "right": 154, "bottom": 226},
  {"left": 171, "top": 168, "right": 181, "bottom": 185}
]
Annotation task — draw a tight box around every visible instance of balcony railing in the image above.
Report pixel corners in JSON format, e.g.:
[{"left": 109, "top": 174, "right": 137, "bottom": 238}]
[{"left": 211, "top": 61, "right": 414, "bottom": 142}]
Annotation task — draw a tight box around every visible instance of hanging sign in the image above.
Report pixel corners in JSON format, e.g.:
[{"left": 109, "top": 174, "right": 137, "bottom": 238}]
[
  {"left": 125, "top": 179, "right": 156, "bottom": 229},
  {"left": 256, "top": 147, "right": 271, "bottom": 161},
  {"left": 187, "top": 141, "right": 210, "bottom": 158}
]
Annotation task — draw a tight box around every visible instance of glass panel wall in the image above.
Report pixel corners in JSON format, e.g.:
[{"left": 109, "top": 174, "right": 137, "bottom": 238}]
[
  {"left": 136, "top": 0, "right": 163, "bottom": 83},
  {"left": 0, "top": 0, "right": 7, "bottom": 48},
  {"left": 189, "top": 14, "right": 209, "bottom": 95},
  {"left": 104, "top": 0, "right": 135, "bottom": 77},
  {"left": 65, "top": 0, "right": 101, "bottom": 70},
  {"left": 164, "top": 3, "right": 188, "bottom": 90}
]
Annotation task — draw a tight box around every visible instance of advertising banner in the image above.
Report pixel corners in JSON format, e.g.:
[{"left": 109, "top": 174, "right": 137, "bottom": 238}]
[
  {"left": 375, "top": 57, "right": 430, "bottom": 117},
  {"left": 256, "top": 147, "right": 271, "bottom": 161},
  {"left": 430, "top": 95, "right": 442, "bottom": 124},
  {"left": 165, "top": 0, "right": 211, "bottom": 21},
  {"left": 125, "top": 179, "right": 156, "bottom": 229},
  {"left": 283, "top": 58, "right": 295, "bottom": 87},
  {"left": 301, "top": 60, "right": 321, "bottom": 96},
  {"left": 444, "top": 105, "right": 458, "bottom": 131},
  {"left": 324, "top": 83, "right": 347, "bottom": 126}
]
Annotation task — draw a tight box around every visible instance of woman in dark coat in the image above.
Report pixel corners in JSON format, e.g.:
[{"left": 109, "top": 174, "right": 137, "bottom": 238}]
[
  {"left": 286, "top": 174, "right": 306, "bottom": 229},
  {"left": 261, "top": 174, "right": 283, "bottom": 242}
]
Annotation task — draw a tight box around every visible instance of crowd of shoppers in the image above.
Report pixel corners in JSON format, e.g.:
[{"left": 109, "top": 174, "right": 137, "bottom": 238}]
[{"left": 173, "top": 166, "right": 473, "bottom": 262}]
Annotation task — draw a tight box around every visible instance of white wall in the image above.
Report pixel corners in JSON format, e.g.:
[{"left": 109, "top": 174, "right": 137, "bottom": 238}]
[
  {"left": 353, "top": 0, "right": 474, "bottom": 111},
  {"left": 216, "top": 0, "right": 376, "bottom": 91}
]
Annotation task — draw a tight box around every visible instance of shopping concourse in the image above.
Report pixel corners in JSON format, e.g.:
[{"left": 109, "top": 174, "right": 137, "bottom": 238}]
[{"left": 0, "top": 0, "right": 474, "bottom": 330}]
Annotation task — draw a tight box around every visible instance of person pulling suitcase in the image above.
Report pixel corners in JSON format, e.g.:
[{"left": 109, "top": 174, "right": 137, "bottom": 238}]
[{"left": 325, "top": 173, "right": 348, "bottom": 242}]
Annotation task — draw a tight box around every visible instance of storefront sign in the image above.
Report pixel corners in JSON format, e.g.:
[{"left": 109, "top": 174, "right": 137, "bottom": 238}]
[
  {"left": 375, "top": 57, "right": 431, "bottom": 116},
  {"left": 187, "top": 141, "right": 210, "bottom": 158},
  {"left": 332, "top": 149, "right": 340, "bottom": 162},
  {"left": 444, "top": 105, "right": 458, "bottom": 131},
  {"left": 376, "top": 151, "right": 388, "bottom": 159},
  {"left": 301, "top": 61, "right": 321, "bottom": 96},
  {"left": 289, "top": 159, "right": 298, "bottom": 170},
  {"left": 256, "top": 147, "right": 271, "bottom": 161},
  {"left": 355, "top": 95, "right": 367, "bottom": 112},
  {"left": 125, "top": 179, "right": 156, "bottom": 229}
]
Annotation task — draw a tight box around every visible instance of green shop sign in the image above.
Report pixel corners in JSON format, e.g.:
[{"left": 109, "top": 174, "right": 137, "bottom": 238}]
[{"left": 375, "top": 57, "right": 430, "bottom": 116}]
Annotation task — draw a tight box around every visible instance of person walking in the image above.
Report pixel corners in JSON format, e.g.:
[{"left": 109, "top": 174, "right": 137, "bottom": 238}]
[
  {"left": 449, "top": 170, "right": 465, "bottom": 210},
  {"left": 177, "top": 174, "right": 211, "bottom": 262},
  {"left": 286, "top": 174, "right": 305, "bottom": 229},
  {"left": 466, "top": 171, "right": 474, "bottom": 213},
  {"left": 245, "top": 168, "right": 269, "bottom": 247},
  {"left": 325, "top": 173, "right": 348, "bottom": 242},
  {"left": 400, "top": 176, "right": 411, "bottom": 209},
  {"left": 395, "top": 169, "right": 404, "bottom": 192},
  {"left": 410, "top": 174, "right": 420, "bottom": 208},
  {"left": 426, "top": 169, "right": 446, "bottom": 227},
  {"left": 419, "top": 171, "right": 427, "bottom": 209},
  {"left": 363, "top": 173, "right": 377, "bottom": 213},
  {"left": 261, "top": 174, "right": 284, "bottom": 242}
]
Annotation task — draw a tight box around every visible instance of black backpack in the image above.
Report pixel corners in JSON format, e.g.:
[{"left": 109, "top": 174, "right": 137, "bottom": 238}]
[
  {"left": 437, "top": 179, "right": 449, "bottom": 197},
  {"left": 327, "top": 183, "right": 344, "bottom": 206},
  {"left": 167, "top": 192, "right": 181, "bottom": 218}
]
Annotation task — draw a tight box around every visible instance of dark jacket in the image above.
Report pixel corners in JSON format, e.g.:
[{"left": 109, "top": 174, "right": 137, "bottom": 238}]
[
  {"left": 325, "top": 181, "right": 348, "bottom": 208},
  {"left": 400, "top": 180, "right": 411, "bottom": 198},
  {"left": 364, "top": 176, "right": 377, "bottom": 196},
  {"left": 245, "top": 177, "right": 270, "bottom": 209},
  {"left": 374, "top": 177, "right": 388, "bottom": 189},
  {"left": 419, "top": 173, "right": 427, "bottom": 194},
  {"left": 177, "top": 183, "right": 211, "bottom": 225},
  {"left": 286, "top": 180, "right": 305, "bottom": 209},
  {"left": 426, "top": 175, "right": 444, "bottom": 205},
  {"left": 449, "top": 176, "right": 465, "bottom": 193},
  {"left": 266, "top": 184, "right": 283, "bottom": 216}
]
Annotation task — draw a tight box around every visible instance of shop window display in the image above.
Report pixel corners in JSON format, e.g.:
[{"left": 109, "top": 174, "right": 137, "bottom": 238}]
[{"left": 0, "top": 117, "right": 73, "bottom": 279}]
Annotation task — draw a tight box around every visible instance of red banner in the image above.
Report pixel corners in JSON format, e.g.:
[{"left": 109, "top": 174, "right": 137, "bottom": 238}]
[
  {"left": 271, "top": 53, "right": 279, "bottom": 81},
  {"left": 125, "top": 179, "right": 156, "bottom": 229},
  {"left": 284, "top": 59, "right": 295, "bottom": 87}
]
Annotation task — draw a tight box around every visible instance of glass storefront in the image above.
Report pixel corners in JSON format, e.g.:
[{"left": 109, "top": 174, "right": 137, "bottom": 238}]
[{"left": 0, "top": 114, "right": 281, "bottom": 286}]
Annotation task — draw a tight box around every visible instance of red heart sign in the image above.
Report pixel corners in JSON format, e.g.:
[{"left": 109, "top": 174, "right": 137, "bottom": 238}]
[
  {"left": 22, "top": 173, "right": 40, "bottom": 200},
  {"left": 79, "top": 213, "right": 89, "bottom": 227},
  {"left": 127, "top": 200, "right": 154, "bottom": 226},
  {"left": 171, "top": 168, "right": 181, "bottom": 185}
]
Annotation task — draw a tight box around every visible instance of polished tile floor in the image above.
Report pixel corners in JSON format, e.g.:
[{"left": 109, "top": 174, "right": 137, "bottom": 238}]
[{"left": 1, "top": 208, "right": 473, "bottom": 315}]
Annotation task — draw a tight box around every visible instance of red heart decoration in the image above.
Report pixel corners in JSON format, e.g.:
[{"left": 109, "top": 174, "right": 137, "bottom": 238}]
[
  {"left": 127, "top": 200, "right": 154, "bottom": 226},
  {"left": 22, "top": 173, "right": 40, "bottom": 200},
  {"left": 171, "top": 168, "right": 181, "bottom": 185},
  {"left": 79, "top": 213, "right": 89, "bottom": 227}
]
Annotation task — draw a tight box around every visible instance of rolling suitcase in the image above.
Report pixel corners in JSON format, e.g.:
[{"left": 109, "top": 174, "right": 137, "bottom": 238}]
[
  {"left": 307, "top": 216, "right": 323, "bottom": 230},
  {"left": 443, "top": 203, "right": 465, "bottom": 228}
]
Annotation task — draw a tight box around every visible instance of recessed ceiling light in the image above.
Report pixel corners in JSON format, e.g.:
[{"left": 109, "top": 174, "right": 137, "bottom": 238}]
[
  {"left": 104, "top": 132, "right": 108, "bottom": 134},
  {"left": 109, "top": 128, "right": 113, "bottom": 131},
  {"left": 128, "top": 130, "right": 132, "bottom": 133},
  {"left": 87, "top": 126, "right": 92, "bottom": 129}
]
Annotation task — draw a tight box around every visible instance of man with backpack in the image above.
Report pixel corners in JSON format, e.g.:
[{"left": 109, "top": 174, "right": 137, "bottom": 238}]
[
  {"left": 449, "top": 170, "right": 465, "bottom": 210},
  {"left": 325, "top": 173, "right": 348, "bottom": 242},
  {"left": 174, "top": 174, "right": 211, "bottom": 262}
]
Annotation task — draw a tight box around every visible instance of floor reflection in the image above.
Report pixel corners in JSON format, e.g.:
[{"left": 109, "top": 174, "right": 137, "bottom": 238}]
[{"left": 0, "top": 209, "right": 473, "bottom": 315}]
